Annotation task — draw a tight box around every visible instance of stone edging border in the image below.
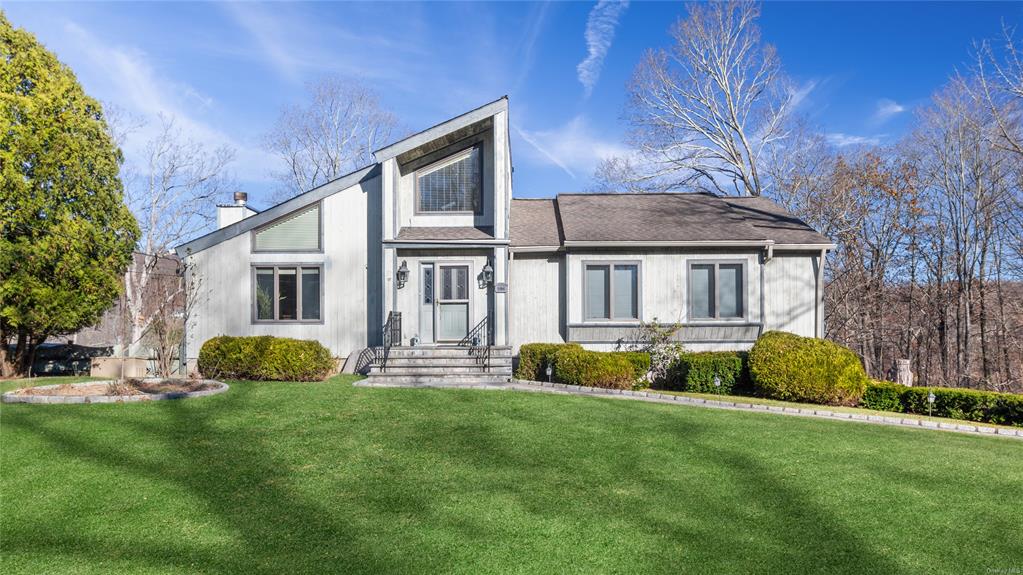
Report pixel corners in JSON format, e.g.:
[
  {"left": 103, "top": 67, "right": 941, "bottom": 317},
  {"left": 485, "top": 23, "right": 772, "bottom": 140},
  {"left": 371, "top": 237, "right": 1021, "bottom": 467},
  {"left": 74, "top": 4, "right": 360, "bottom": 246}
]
[
  {"left": 354, "top": 378, "right": 1023, "bottom": 440},
  {"left": 2, "top": 380, "right": 229, "bottom": 404}
]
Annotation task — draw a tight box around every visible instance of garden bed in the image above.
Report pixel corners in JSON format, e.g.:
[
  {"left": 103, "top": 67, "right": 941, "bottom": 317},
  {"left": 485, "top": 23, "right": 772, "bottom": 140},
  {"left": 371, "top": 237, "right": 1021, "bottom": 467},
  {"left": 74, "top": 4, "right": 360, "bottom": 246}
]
[{"left": 1, "top": 378, "right": 227, "bottom": 404}]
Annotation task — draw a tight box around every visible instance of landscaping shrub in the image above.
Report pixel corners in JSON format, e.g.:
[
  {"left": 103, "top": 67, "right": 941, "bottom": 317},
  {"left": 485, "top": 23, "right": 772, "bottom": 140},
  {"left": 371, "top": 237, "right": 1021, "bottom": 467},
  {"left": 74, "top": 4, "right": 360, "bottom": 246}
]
[
  {"left": 198, "top": 336, "right": 334, "bottom": 381},
  {"left": 553, "top": 347, "right": 635, "bottom": 390},
  {"left": 860, "top": 381, "right": 905, "bottom": 412},
  {"left": 515, "top": 343, "right": 582, "bottom": 381},
  {"left": 858, "top": 381, "right": 1023, "bottom": 426},
  {"left": 748, "top": 331, "right": 868, "bottom": 406},
  {"left": 667, "top": 351, "right": 748, "bottom": 395},
  {"left": 900, "top": 387, "right": 1023, "bottom": 427},
  {"left": 611, "top": 351, "right": 651, "bottom": 382}
]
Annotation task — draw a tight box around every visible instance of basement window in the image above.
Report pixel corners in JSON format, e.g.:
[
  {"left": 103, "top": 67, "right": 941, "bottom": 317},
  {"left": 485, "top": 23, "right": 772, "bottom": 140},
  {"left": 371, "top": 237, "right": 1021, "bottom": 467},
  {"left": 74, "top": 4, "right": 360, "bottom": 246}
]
[{"left": 254, "top": 265, "right": 322, "bottom": 322}]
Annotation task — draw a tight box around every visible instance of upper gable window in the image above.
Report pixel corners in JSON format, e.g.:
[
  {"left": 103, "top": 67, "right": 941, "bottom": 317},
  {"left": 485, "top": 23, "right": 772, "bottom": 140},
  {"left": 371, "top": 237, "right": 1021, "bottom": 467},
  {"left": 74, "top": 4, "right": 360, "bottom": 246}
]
[
  {"left": 253, "top": 204, "right": 321, "bottom": 252},
  {"left": 416, "top": 145, "right": 482, "bottom": 214}
]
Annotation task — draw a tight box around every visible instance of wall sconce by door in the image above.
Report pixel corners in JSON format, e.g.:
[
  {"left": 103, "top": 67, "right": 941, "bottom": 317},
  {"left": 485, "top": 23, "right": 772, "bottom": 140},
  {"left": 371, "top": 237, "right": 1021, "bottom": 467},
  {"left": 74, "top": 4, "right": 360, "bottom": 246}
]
[
  {"left": 396, "top": 260, "right": 409, "bottom": 289},
  {"left": 479, "top": 259, "right": 494, "bottom": 289}
]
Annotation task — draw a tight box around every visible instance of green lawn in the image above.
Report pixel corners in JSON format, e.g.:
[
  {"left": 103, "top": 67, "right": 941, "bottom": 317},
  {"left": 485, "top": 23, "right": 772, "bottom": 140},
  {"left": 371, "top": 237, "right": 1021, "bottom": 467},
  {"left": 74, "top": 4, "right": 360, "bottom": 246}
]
[{"left": 2, "top": 375, "right": 1020, "bottom": 574}]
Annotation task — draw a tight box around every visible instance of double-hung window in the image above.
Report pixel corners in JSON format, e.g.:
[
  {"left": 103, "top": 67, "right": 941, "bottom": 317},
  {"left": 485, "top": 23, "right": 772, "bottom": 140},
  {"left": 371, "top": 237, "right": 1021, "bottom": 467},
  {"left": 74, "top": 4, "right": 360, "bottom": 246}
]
[
  {"left": 584, "top": 262, "right": 640, "bottom": 321},
  {"left": 689, "top": 262, "right": 745, "bottom": 320},
  {"left": 416, "top": 145, "right": 482, "bottom": 213},
  {"left": 254, "top": 265, "right": 322, "bottom": 322}
]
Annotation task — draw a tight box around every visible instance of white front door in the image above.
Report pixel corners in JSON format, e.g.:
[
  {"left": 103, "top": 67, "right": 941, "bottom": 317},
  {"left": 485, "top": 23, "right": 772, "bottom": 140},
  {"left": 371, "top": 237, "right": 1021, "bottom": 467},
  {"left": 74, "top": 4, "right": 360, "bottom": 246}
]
[{"left": 437, "top": 264, "right": 470, "bottom": 342}]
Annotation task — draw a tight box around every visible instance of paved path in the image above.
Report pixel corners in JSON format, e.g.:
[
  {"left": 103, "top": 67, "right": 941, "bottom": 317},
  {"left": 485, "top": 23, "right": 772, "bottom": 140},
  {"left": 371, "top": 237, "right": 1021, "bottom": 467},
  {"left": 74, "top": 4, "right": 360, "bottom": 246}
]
[{"left": 354, "top": 378, "right": 1023, "bottom": 441}]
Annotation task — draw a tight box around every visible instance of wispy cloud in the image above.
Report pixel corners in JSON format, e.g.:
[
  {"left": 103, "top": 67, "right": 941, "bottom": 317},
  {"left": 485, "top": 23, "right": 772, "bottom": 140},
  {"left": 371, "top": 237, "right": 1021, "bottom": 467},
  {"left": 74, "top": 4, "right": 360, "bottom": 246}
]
[
  {"left": 222, "top": 2, "right": 302, "bottom": 84},
  {"left": 511, "top": 1, "right": 551, "bottom": 94},
  {"left": 515, "top": 115, "right": 628, "bottom": 180},
  {"left": 826, "top": 132, "right": 884, "bottom": 148},
  {"left": 577, "top": 0, "right": 629, "bottom": 97},
  {"left": 63, "top": 21, "right": 274, "bottom": 181},
  {"left": 872, "top": 98, "right": 906, "bottom": 124},
  {"left": 788, "top": 80, "right": 818, "bottom": 109}
]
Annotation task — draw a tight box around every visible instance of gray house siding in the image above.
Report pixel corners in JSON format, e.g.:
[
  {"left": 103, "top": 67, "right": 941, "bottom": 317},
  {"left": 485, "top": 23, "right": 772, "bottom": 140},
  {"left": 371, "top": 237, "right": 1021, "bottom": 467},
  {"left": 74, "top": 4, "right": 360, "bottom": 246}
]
[{"left": 183, "top": 174, "right": 381, "bottom": 363}]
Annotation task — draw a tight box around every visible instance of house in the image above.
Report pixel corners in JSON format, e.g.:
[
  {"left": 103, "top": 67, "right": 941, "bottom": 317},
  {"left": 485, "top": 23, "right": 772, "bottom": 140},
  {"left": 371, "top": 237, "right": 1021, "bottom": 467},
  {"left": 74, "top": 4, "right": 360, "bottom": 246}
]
[{"left": 175, "top": 97, "right": 833, "bottom": 382}]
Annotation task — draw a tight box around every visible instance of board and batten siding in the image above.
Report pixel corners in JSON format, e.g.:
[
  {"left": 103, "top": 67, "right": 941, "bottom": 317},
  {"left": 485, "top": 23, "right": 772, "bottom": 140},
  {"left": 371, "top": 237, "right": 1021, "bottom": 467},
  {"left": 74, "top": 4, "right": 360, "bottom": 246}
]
[
  {"left": 508, "top": 253, "right": 565, "bottom": 351},
  {"left": 184, "top": 176, "right": 381, "bottom": 363},
  {"left": 763, "top": 253, "right": 818, "bottom": 337}
]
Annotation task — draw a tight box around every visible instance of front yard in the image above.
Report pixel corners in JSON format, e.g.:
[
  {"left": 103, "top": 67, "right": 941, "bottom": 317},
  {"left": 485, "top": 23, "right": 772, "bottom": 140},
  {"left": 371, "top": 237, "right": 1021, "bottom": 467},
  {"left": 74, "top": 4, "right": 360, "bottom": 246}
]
[{"left": 2, "top": 375, "right": 1021, "bottom": 574}]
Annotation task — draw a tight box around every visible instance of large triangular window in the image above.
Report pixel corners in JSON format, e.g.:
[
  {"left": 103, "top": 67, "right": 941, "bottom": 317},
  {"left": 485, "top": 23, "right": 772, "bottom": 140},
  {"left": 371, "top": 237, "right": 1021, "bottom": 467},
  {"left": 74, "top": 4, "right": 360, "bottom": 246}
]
[{"left": 415, "top": 145, "right": 482, "bottom": 213}]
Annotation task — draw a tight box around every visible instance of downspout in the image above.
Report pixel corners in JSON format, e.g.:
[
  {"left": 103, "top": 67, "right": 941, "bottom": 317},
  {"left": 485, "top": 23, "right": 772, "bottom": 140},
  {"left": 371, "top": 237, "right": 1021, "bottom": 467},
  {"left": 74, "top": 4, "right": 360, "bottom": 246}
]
[
  {"left": 815, "top": 248, "right": 826, "bottom": 338},
  {"left": 506, "top": 250, "right": 513, "bottom": 348},
  {"left": 759, "top": 248, "right": 767, "bottom": 336}
]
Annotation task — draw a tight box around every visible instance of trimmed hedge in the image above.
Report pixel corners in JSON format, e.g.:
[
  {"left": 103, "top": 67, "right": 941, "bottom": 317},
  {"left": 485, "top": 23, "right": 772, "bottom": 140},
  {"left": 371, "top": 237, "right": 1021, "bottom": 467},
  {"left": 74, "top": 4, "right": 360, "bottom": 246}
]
[
  {"left": 860, "top": 381, "right": 1023, "bottom": 427},
  {"left": 860, "top": 380, "right": 904, "bottom": 412},
  {"left": 667, "top": 351, "right": 748, "bottom": 395},
  {"left": 749, "top": 331, "right": 868, "bottom": 406},
  {"left": 515, "top": 343, "right": 582, "bottom": 381},
  {"left": 612, "top": 351, "right": 652, "bottom": 382},
  {"left": 198, "top": 336, "right": 335, "bottom": 382},
  {"left": 553, "top": 347, "right": 635, "bottom": 390}
]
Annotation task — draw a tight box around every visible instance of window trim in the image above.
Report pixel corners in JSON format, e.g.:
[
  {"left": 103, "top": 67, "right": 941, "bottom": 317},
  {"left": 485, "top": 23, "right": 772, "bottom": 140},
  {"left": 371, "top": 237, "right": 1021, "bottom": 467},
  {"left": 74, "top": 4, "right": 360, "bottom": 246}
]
[
  {"left": 581, "top": 260, "right": 642, "bottom": 323},
  {"left": 413, "top": 143, "right": 484, "bottom": 216},
  {"left": 251, "top": 263, "right": 325, "bottom": 324},
  {"left": 686, "top": 259, "right": 748, "bottom": 323},
  {"left": 250, "top": 201, "right": 324, "bottom": 254}
]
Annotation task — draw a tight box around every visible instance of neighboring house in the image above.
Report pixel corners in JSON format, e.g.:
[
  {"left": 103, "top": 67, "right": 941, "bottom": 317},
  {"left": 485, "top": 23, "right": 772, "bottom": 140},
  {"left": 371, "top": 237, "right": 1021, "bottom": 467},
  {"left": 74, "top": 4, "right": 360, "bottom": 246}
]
[{"left": 175, "top": 97, "right": 833, "bottom": 381}]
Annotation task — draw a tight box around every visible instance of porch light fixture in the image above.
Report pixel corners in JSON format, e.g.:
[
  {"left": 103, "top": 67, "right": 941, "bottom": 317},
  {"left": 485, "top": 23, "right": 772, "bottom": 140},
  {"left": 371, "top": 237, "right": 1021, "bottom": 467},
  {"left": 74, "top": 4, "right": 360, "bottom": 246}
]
[
  {"left": 480, "top": 259, "right": 494, "bottom": 289},
  {"left": 396, "top": 260, "right": 409, "bottom": 289}
]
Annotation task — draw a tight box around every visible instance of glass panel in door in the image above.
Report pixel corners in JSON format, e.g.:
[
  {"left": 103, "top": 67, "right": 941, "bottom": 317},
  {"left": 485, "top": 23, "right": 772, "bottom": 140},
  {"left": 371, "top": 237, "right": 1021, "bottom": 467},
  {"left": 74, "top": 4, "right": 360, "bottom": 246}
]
[
  {"left": 420, "top": 264, "right": 435, "bottom": 343},
  {"left": 437, "top": 265, "right": 469, "bottom": 341}
]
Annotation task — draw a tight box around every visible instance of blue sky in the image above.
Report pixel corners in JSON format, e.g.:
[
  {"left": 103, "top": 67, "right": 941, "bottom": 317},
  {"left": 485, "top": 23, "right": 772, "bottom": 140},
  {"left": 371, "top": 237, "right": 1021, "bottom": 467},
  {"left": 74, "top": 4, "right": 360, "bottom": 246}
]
[{"left": 4, "top": 1, "right": 1022, "bottom": 208}]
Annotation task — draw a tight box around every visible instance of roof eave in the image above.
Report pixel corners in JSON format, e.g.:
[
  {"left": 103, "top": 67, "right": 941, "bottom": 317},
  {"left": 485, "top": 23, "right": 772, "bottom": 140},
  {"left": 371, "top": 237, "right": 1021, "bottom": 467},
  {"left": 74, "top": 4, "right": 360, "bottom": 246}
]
[{"left": 373, "top": 97, "right": 508, "bottom": 163}]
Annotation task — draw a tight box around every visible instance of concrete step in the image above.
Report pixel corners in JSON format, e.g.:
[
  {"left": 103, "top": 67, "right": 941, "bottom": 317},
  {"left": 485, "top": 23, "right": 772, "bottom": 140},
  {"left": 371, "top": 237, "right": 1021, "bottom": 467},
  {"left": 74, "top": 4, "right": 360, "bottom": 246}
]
[
  {"left": 363, "top": 373, "right": 512, "bottom": 386},
  {"left": 376, "top": 356, "right": 512, "bottom": 367},
  {"left": 386, "top": 346, "right": 512, "bottom": 359},
  {"left": 369, "top": 365, "right": 510, "bottom": 376}
]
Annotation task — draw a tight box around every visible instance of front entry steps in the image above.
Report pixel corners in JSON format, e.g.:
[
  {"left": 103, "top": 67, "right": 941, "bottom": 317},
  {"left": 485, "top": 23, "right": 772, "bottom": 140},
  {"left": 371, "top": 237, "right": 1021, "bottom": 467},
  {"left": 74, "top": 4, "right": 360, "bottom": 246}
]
[{"left": 363, "top": 345, "right": 512, "bottom": 386}]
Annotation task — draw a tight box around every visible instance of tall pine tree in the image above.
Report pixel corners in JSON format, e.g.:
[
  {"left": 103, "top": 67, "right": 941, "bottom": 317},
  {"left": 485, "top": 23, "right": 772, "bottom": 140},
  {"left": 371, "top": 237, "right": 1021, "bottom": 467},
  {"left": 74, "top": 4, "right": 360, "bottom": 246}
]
[{"left": 0, "top": 12, "right": 138, "bottom": 376}]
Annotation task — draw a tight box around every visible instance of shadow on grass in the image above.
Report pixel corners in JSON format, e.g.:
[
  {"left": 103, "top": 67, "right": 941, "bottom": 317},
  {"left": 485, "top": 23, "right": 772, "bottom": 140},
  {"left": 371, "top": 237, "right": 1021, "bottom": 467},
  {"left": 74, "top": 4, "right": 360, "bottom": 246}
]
[
  {"left": 4, "top": 384, "right": 929, "bottom": 573},
  {"left": 2, "top": 383, "right": 404, "bottom": 574}
]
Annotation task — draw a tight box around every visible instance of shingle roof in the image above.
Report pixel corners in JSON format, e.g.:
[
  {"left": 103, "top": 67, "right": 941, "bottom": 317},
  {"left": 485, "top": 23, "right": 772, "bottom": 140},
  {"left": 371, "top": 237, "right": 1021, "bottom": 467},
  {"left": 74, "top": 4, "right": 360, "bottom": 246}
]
[
  {"left": 721, "top": 196, "right": 832, "bottom": 246},
  {"left": 395, "top": 226, "right": 496, "bottom": 241},
  {"left": 556, "top": 193, "right": 766, "bottom": 243},
  {"left": 509, "top": 199, "right": 562, "bottom": 247},
  {"left": 509, "top": 193, "right": 831, "bottom": 248}
]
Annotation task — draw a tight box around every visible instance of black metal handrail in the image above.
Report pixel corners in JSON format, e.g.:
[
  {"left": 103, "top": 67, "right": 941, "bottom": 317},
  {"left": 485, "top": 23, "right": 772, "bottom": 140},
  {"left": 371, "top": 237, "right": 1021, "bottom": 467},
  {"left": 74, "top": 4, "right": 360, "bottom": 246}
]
[
  {"left": 378, "top": 311, "right": 401, "bottom": 372},
  {"left": 458, "top": 316, "right": 492, "bottom": 372}
]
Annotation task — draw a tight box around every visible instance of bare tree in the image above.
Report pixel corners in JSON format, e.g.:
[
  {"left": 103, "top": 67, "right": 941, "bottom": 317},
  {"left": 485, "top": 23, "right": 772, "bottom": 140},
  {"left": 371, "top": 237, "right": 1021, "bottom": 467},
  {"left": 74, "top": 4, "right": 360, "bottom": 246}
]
[
  {"left": 264, "top": 77, "right": 399, "bottom": 201},
  {"left": 616, "top": 1, "right": 793, "bottom": 196},
  {"left": 120, "top": 116, "right": 235, "bottom": 359}
]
